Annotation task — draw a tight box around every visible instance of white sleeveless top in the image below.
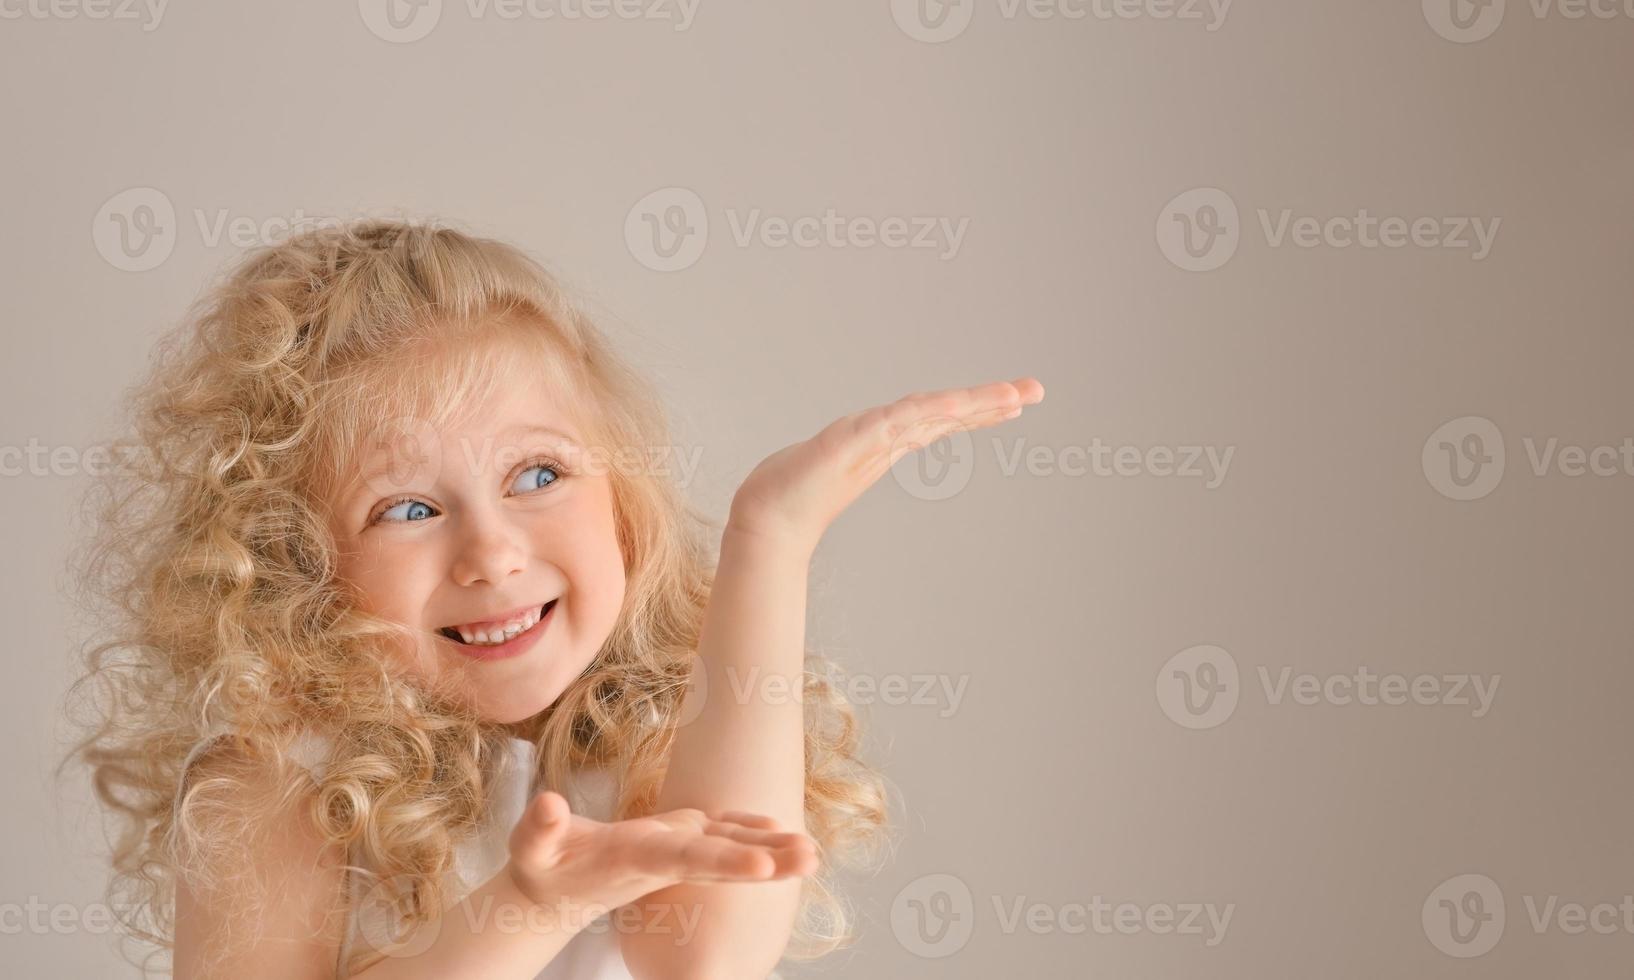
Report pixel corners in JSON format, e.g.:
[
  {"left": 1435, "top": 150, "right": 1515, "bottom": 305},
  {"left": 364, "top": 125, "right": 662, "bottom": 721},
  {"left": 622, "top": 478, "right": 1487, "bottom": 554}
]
[{"left": 176, "top": 728, "right": 634, "bottom": 979}]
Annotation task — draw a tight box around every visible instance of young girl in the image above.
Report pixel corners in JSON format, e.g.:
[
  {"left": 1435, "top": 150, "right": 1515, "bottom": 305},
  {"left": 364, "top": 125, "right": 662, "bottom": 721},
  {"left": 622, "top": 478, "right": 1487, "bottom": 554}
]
[{"left": 67, "top": 219, "right": 1044, "bottom": 979}]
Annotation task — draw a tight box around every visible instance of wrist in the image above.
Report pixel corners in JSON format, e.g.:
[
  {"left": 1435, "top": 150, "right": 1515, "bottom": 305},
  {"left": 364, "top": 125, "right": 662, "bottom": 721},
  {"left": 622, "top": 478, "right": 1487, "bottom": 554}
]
[
  {"left": 499, "top": 860, "right": 615, "bottom": 936},
  {"left": 722, "top": 511, "right": 817, "bottom": 563}
]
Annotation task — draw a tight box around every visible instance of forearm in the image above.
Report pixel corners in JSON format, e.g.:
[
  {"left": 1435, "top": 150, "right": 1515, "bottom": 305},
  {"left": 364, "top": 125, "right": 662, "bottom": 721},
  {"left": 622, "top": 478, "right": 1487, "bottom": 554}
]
[
  {"left": 659, "top": 521, "right": 809, "bottom": 825},
  {"left": 354, "top": 869, "right": 595, "bottom": 980},
  {"left": 623, "top": 522, "right": 811, "bottom": 977}
]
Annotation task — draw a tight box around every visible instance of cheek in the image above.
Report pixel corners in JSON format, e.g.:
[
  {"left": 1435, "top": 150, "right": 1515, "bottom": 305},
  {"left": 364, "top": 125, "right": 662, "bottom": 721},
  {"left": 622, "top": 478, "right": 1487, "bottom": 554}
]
[
  {"left": 336, "top": 536, "right": 441, "bottom": 622},
  {"left": 561, "top": 482, "right": 628, "bottom": 631}
]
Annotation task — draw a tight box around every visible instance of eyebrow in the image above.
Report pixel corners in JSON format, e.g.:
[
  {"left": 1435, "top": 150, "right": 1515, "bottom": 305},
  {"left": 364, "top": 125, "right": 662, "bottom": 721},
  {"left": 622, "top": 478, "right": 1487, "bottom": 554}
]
[
  {"left": 350, "top": 422, "right": 585, "bottom": 491},
  {"left": 502, "top": 423, "right": 584, "bottom": 446}
]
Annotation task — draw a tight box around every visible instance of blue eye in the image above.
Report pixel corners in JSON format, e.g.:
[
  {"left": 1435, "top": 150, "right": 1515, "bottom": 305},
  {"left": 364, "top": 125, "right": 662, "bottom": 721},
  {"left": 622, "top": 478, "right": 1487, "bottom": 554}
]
[
  {"left": 376, "top": 498, "right": 436, "bottom": 523},
  {"left": 368, "top": 459, "right": 561, "bottom": 528},
  {"left": 511, "top": 460, "right": 561, "bottom": 494}
]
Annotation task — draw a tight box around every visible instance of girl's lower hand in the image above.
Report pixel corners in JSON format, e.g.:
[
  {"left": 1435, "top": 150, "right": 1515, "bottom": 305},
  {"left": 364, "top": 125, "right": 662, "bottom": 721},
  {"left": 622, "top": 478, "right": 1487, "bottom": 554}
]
[
  {"left": 504, "top": 790, "right": 818, "bottom": 915},
  {"left": 727, "top": 377, "right": 1045, "bottom": 553}
]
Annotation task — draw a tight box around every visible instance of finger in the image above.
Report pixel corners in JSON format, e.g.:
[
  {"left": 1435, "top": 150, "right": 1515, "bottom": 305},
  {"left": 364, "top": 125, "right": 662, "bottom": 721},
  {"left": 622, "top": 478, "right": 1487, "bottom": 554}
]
[
  {"left": 882, "top": 404, "right": 1012, "bottom": 466},
  {"left": 890, "top": 380, "right": 1038, "bottom": 438},
  {"left": 1008, "top": 376, "right": 1045, "bottom": 405},
  {"left": 698, "top": 822, "right": 818, "bottom": 880},
  {"left": 643, "top": 829, "right": 810, "bottom": 882},
  {"left": 701, "top": 820, "right": 814, "bottom": 852},
  {"left": 638, "top": 832, "right": 779, "bottom": 882},
  {"left": 768, "top": 844, "right": 821, "bottom": 879},
  {"left": 902, "top": 378, "right": 1039, "bottom": 416},
  {"left": 710, "top": 810, "right": 779, "bottom": 830},
  {"left": 509, "top": 790, "right": 571, "bottom": 868}
]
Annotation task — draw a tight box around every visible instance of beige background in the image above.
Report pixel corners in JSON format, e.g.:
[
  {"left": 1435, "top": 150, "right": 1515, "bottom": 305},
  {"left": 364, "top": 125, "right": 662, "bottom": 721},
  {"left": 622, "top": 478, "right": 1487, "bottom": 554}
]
[{"left": 4, "top": 1, "right": 1632, "bottom": 977}]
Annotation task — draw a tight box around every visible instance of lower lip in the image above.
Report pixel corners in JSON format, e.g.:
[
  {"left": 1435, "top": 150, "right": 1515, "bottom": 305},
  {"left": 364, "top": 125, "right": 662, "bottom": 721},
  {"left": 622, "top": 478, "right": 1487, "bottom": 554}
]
[{"left": 438, "top": 601, "right": 556, "bottom": 662}]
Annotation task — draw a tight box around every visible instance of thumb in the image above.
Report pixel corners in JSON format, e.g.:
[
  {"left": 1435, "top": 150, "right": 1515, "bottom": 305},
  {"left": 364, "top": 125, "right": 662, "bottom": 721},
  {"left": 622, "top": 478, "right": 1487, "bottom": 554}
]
[{"left": 509, "top": 790, "right": 571, "bottom": 869}]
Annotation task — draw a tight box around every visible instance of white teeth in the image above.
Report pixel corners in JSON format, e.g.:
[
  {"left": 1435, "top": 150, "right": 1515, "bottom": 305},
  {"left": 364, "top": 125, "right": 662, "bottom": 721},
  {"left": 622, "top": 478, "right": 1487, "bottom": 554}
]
[{"left": 452, "top": 605, "right": 544, "bottom": 646}]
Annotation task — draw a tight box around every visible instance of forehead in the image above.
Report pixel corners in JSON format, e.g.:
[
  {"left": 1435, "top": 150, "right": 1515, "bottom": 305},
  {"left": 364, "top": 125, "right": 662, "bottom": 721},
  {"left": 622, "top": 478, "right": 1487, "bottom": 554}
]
[{"left": 316, "top": 321, "right": 595, "bottom": 499}]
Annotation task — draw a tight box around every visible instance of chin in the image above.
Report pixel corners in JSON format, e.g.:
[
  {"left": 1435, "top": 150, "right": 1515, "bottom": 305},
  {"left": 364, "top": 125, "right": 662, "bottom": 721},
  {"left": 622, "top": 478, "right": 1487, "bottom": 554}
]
[
  {"left": 475, "top": 686, "right": 566, "bottom": 725},
  {"left": 469, "top": 647, "right": 596, "bottom": 725}
]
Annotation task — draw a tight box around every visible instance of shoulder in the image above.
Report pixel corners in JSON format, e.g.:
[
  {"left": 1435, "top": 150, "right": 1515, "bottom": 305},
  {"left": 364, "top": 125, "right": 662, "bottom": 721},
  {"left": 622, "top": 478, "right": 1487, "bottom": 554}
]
[
  {"left": 171, "top": 728, "right": 348, "bottom": 975},
  {"left": 176, "top": 726, "right": 333, "bottom": 805}
]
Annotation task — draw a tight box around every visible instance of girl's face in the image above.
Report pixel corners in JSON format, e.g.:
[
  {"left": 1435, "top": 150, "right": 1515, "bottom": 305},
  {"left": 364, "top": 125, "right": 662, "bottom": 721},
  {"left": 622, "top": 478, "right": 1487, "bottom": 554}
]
[{"left": 326, "top": 357, "right": 627, "bottom": 724}]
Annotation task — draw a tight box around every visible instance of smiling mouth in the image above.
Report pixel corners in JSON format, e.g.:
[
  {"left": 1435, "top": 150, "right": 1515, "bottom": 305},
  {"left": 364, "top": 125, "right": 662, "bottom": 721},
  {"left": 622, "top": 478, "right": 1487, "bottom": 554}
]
[{"left": 438, "top": 599, "right": 557, "bottom": 646}]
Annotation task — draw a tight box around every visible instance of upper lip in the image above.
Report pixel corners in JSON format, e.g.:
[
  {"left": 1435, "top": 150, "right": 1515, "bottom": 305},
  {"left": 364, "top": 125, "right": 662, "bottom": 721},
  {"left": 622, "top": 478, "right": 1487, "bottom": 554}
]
[{"left": 440, "top": 599, "right": 554, "bottom": 633}]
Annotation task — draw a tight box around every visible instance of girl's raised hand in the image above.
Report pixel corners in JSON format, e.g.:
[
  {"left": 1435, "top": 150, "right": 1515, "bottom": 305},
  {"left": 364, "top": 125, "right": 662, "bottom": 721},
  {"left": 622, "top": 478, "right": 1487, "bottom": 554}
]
[
  {"left": 504, "top": 790, "right": 818, "bottom": 915},
  {"left": 727, "top": 377, "right": 1045, "bottom": 553}
]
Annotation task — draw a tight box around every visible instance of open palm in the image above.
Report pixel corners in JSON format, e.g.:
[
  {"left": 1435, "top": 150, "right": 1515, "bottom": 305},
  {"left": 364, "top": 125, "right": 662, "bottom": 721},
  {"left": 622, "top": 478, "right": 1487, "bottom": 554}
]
[
  {"left": 728, "top": 377, "right": 1046, "bottom": 552},
  {"left": 505, "top": 790, "right": 818, "bottom": 914}
]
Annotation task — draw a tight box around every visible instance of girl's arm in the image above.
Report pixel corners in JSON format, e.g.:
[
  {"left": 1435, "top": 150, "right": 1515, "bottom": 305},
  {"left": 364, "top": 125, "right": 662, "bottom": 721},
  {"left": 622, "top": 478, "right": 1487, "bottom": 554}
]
[
  {"left": 625, "top": 379, "right": 1043, "bottom": 980},
  {"left": 175, "top": 750, "right": 815, "bottom": 979},
  {"left": 173, "top": 750, "right": 596, "bottom": 980},
  {"left": 172, "top": 769, "right": 350, "bottom": 979},
  {"left": 622, "top": 524, "right": 813, "bottom": 980}
]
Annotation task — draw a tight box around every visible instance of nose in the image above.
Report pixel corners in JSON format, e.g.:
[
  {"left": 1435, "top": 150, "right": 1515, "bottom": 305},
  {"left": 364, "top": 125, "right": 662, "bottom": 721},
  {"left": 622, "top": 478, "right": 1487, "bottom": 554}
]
[{"left": 448, "top": 505, "right": 528, "bottom": 588}]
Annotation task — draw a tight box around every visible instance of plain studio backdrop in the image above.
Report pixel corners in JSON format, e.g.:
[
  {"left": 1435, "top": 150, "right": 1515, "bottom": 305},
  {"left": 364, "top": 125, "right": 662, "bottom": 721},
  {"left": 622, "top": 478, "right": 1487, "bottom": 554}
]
[{"left": 4, "top": 2, "right": 1631, "bottom": 977}]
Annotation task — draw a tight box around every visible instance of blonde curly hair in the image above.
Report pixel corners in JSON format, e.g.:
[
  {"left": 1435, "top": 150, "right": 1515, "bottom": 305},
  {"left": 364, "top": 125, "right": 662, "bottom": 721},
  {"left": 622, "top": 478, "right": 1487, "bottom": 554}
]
[{"left": 64, "top": 218, "right": 890, "bottom": 975}]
